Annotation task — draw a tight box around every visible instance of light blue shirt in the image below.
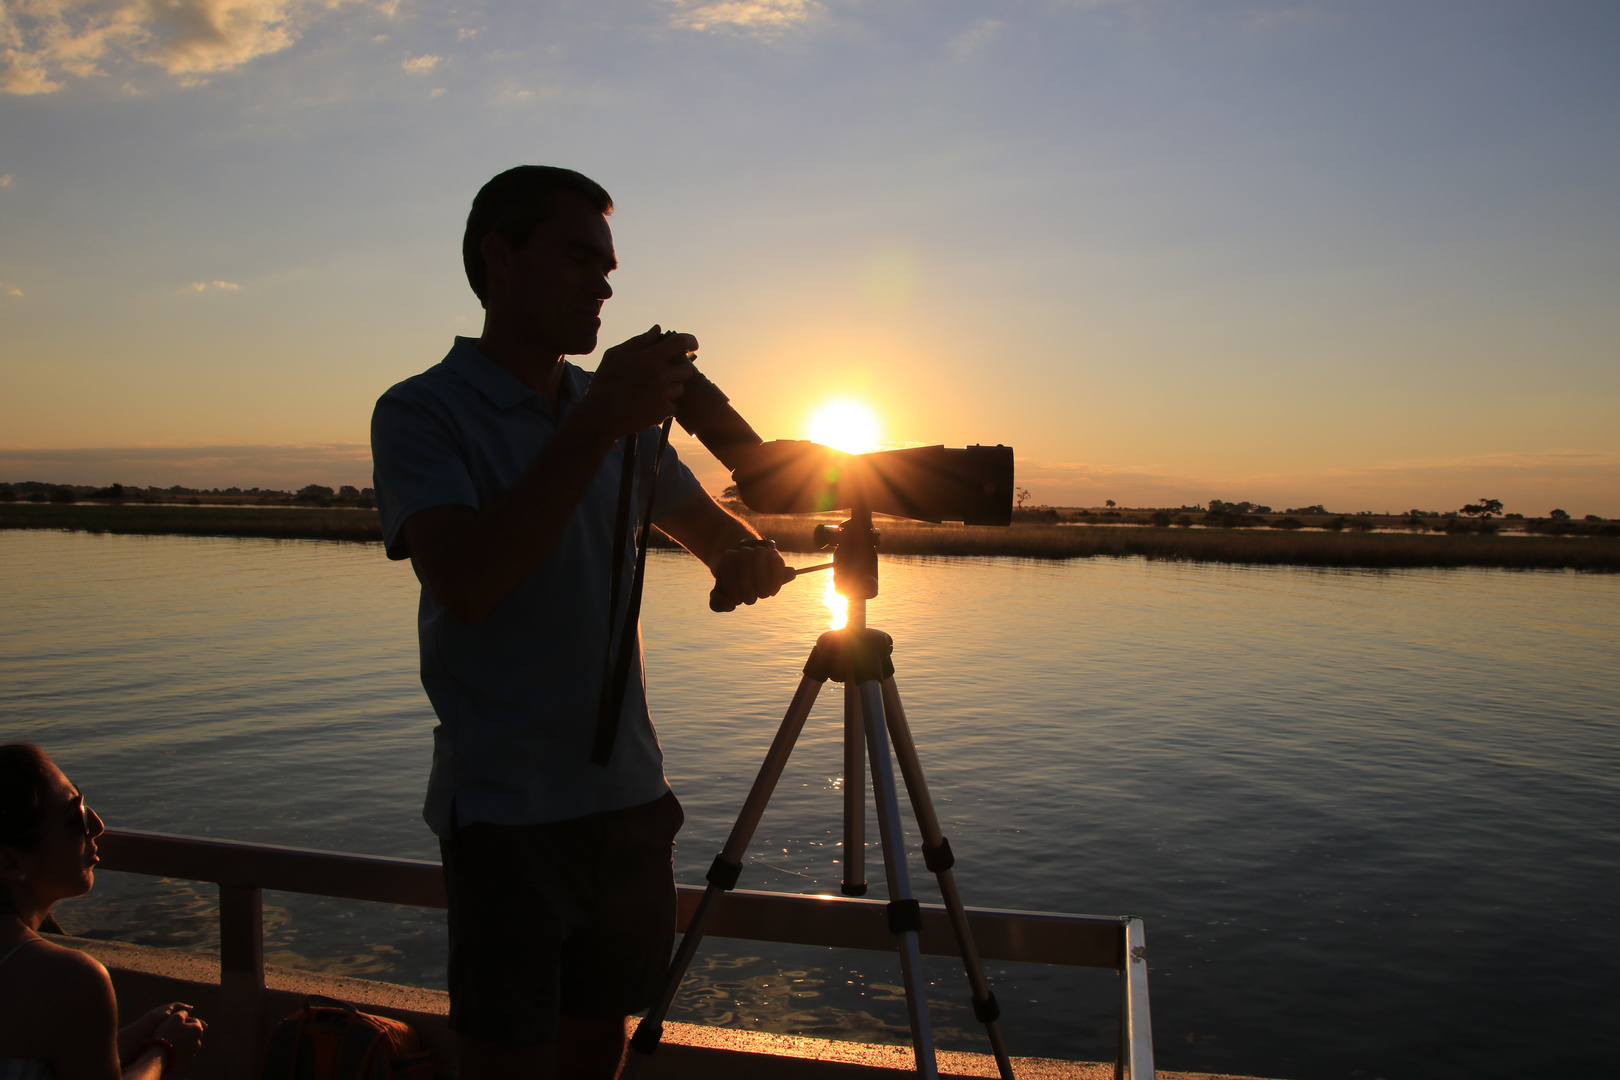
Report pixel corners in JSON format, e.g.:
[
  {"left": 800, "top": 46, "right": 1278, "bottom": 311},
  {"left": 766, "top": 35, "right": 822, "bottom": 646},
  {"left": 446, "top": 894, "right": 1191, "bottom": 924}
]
[{"left": 371, "top": 337, "right": 702, "bottom": 834}]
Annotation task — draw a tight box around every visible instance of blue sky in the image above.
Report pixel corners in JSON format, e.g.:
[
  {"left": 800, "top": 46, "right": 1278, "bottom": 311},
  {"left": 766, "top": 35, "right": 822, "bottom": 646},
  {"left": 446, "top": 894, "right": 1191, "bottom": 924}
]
[{"left": 2, "top": 0, "right": 1617, "bottom": 514}]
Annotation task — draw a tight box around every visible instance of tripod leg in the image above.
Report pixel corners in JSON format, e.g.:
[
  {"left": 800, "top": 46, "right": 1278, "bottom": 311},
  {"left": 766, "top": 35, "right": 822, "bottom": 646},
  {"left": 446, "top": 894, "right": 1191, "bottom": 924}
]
[
  {"left": 623, "top": 673, "right": 826, "bottom": 1075},
  {"left": 857, "top": 679, "right": 939, "bottom": 1079},
  {"left": 842, "top": 681, "right": 867, "bottom": 896},
  {"left": 881, "top": 677, "right": 1016, "bottom": 1080}
]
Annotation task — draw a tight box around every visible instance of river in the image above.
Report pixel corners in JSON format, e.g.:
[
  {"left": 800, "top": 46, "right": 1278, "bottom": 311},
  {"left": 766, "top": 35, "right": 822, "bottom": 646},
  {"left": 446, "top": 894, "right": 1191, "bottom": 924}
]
[{"left": 2, "top": 530, "right": 1615, "bottom": 1079}]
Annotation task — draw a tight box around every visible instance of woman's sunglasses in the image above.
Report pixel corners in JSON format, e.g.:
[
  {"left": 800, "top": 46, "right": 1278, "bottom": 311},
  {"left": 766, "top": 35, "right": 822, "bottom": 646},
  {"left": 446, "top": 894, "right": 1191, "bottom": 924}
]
[{"left": 66, "top": 791, "right": 95, "bottom": 835}]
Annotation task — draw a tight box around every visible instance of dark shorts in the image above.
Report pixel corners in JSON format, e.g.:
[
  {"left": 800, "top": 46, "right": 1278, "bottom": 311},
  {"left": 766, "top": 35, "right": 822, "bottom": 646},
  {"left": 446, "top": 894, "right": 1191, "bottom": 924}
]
[{"left": 439, "top": 789, "right": 685, "bottom": 1045}]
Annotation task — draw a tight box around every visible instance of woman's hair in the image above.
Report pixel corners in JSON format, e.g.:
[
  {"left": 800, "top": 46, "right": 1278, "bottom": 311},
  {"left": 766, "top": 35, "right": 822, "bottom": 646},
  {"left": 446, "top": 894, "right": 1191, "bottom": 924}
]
[{"left": 0, "top": 743, "right": 55, "bottom": 853}]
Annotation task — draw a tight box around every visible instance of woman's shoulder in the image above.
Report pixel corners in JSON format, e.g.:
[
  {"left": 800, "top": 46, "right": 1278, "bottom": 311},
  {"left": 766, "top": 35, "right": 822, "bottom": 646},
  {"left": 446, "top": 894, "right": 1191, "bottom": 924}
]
[{"left": 2, "top": 937, "right": 113, "bottom": 1008}]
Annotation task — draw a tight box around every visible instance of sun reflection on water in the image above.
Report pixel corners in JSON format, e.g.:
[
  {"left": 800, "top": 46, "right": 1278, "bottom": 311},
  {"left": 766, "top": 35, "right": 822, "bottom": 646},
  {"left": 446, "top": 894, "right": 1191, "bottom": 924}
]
[{"left": 822, "top": 575, "right": 846, "bottom": 630}]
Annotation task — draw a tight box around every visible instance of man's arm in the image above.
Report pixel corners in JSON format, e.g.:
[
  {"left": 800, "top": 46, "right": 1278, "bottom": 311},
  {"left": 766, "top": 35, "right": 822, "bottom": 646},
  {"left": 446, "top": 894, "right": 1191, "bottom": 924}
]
[
  {"left": 401, "top": 329, "right": 694, "bottom": 625},
  {"left": 656, "top": 489, "right": 791, "bottom": 610}
]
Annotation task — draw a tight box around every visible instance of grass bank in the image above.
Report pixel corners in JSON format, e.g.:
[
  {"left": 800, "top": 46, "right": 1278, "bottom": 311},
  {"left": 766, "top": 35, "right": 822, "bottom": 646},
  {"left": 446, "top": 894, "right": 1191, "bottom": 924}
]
[
  {"left": 6, "top": 502, "right": 1618, "bottom": 571},
  {"left": 744, "top": 514, "right": 1620, "bottom": 571},
  {"left": 0, "top": 503, "right": 381, "bottom": 543}
]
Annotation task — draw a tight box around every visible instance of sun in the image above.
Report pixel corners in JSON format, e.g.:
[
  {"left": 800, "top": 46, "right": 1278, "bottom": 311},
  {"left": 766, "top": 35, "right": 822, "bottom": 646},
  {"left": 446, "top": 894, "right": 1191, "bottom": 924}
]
[{"left": 807, "top": 400, "right": 880, "bottom": 455}]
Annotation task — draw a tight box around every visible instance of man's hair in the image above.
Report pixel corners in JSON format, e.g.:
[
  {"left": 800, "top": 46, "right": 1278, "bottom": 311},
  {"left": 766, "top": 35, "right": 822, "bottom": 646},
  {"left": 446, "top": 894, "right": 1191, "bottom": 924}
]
[
  {"left": 462, "top": 166, "right": 614, "bottom": 304},
  {"left": 0, "top": 743, "right": 54, "bottom": 854}
]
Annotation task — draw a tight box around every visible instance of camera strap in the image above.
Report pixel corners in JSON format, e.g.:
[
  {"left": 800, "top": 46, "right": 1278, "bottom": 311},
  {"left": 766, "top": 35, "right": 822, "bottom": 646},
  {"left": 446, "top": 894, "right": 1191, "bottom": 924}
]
[{"left": 592, "top": 417, "right": 674, "bottom": 765}]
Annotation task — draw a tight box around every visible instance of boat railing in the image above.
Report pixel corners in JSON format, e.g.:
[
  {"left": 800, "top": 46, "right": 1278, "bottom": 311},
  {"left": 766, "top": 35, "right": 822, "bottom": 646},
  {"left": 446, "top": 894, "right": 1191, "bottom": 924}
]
[{"left": 94, "top": 828, "right": 1153, "bottom": 1078}]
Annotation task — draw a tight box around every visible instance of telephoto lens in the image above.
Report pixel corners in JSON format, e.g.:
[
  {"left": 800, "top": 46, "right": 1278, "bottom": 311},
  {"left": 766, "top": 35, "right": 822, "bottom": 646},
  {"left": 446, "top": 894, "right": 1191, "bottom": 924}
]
[{"left": 671, "top": 364, "right": 765, "bottom": 472}]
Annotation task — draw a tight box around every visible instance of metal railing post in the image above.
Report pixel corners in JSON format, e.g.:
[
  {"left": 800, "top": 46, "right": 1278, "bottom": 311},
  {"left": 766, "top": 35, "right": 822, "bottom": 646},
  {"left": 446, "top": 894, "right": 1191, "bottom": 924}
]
[
  {"left": 1120, "top": 917, "right": 1154, "bottom": 1080},
  {"left": 218, "top": 884, "right": 265, "bottom": 1077}
]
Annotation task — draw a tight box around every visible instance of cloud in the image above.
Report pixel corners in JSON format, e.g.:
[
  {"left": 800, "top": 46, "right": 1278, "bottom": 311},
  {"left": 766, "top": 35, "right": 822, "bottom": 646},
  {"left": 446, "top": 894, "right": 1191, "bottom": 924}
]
[
  {"left": 180, "top": 279, "right": 239, "bottom": 292},
  {"left": 665, "top": 0, "right": 821, "bottom": 37},
  {"left": 0, "top": 173, "right": 12, "bottom": 186},
  {"left": 0, "top": 0, "right": 368, "bottom": 95},
  {"left": 948, "top": 18, "right": 1001, "bottom": 60},
  {"left": 4, "top": 285, "right": 22, "bottom": 296},
  {"left": 400, "top": 52, "right": 437, "bottom": 73}
]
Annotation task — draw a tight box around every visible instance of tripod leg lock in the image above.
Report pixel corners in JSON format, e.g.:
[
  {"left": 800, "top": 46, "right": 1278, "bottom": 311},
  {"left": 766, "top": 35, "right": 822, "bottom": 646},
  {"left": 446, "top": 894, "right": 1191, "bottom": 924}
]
[
  {"left": 972, "top": 991, "right": 1001, "bottom": 1024},
  {"left": 923, "top": 836, "right": 955, "bottom": 873},
  {"left": 629, "top": 1019, "right": 664, "bottom": 1056},
  {"left": 706, "top": 854, "right": 742, "bottom": 892},
  {"left": 886, "top": 898, "right": 922, "bottom": 935}
]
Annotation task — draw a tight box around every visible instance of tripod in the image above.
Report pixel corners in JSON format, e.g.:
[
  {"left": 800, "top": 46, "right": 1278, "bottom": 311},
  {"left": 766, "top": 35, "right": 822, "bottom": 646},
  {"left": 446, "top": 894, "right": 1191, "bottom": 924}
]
[{"left": 623, "top": 503, "right": 1015, "bottom": 1079}]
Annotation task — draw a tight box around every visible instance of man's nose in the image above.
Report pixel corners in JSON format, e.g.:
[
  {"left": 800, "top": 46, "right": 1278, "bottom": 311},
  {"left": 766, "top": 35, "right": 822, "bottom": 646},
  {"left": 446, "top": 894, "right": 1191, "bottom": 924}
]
[{"left": 86, "top": 806, "right": 106, "bottom": 839}]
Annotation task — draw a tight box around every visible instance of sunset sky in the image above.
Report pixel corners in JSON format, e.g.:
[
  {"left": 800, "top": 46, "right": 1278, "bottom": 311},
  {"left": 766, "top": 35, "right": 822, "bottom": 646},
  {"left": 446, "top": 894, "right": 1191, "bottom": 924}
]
[{"left": 2, "top": 0, "right": 1617, "bottom": 515}]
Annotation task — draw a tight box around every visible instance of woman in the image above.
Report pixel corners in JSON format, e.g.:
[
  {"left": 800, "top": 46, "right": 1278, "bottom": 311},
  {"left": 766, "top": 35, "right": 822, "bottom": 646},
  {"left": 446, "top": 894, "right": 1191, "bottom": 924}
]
[{"left": 0, "top": 744, "right": 205, "bottom": 1079}]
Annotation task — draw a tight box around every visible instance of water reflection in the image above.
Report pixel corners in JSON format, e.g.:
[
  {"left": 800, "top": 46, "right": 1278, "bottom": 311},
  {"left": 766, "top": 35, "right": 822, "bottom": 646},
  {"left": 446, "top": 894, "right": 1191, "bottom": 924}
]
[
  {"left": 822, "top": 574, "right": 846, "bottom": 630},
  {"left": 6, "top": 531, "right": 1619, "bottom": 1080}
]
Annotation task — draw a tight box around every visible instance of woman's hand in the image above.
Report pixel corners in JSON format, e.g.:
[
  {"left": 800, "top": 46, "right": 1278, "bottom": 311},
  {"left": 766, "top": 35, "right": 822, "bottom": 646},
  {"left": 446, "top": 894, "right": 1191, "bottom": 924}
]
[
  {"left": 118, "top": 1003, "right": 189, "bottom": 1063},
  {"left": 151, "top": 1006, "right": 206, "bottom": 1071}
]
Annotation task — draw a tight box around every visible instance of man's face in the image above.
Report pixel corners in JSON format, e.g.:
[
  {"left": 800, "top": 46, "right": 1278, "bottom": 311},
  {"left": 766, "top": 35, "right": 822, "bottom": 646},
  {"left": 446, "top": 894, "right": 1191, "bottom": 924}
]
[{"left": 492, "top": 190, "right": 617, "bottom": 355}]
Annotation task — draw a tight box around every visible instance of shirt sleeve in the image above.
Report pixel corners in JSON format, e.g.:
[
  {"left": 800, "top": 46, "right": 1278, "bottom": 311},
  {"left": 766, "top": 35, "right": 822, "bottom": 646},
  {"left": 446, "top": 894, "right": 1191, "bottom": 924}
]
[
  {"left": 637, "top": 425, "right": 704, "bottom": 523},
  {"left": 371, "top": 383, "right": 480, "bottom": 561}
]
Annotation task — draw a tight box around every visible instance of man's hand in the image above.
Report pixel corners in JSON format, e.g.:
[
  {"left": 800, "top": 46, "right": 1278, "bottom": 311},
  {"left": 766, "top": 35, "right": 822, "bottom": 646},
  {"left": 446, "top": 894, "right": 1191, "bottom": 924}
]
[
  {"left": 710, "top": 539, "right": 793, "bottom": 612},
  {"left": 577, "top": 325, "right": 697, "bottom": 437},
  {"left": 655, "top": 492, "right": 795, "bottom": 612}
]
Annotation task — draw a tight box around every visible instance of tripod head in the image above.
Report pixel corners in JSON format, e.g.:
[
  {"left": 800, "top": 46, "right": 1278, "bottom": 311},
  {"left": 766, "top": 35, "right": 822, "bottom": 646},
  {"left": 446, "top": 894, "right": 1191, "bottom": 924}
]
[{"left": 814, "top": 500, "right": 880, "bottom": 607}]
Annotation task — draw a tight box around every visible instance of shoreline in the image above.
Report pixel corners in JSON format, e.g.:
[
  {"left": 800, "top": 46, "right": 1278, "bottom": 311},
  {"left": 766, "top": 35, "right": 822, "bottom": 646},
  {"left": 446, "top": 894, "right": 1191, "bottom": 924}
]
[{"left": 4, "top": 502, "right": 1619, "bottom": 571}]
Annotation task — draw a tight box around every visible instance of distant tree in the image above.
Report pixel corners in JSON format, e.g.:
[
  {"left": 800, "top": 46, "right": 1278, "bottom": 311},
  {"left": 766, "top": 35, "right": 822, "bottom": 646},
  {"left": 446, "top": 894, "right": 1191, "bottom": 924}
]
[
  {"left": 1105, "top": 499, "right": 1116, "bottom": 509},
  {"left": 1149, "top": 510, "right": 1171, "bottom": 527},
  {"left": 1549, "top": 508, "right": 1570, "bottom": 521},
  {"left": 1015, "top": 487, "right": 1031, "bottom": 509},
  {"left": 338, "top": 485, "right": 361, "bottom": 500},
  {"left": 49, "top": 487, "right": 76, "bottom": 503},
  {"left": 297, "top": 484, "right": 335, "bottom": 500},
  {"left": 1585, "top": 514, "right": 1603, "bottom": 523},
  {"left": 1460, "top": 497, "right": 1504, "bottom": 520}
]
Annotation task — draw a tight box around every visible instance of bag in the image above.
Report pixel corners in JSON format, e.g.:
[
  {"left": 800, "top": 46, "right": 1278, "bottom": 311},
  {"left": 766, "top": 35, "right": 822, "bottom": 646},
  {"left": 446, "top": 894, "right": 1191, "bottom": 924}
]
[{"left": 260, "top": 995, "right": 434, "bottom": 1080}]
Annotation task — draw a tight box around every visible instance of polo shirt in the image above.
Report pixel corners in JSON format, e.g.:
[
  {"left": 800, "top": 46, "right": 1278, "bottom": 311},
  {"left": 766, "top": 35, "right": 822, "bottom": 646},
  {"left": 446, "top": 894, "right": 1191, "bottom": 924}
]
[{"left": 371, "top": 336, "right": 702, "bottom": 835}]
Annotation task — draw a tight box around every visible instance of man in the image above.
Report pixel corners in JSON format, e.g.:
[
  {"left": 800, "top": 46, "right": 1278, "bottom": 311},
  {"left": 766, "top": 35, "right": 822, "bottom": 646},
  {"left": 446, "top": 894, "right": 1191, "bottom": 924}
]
[{"left": 370, "top": 166, "right": 789, "bottom": 1079}]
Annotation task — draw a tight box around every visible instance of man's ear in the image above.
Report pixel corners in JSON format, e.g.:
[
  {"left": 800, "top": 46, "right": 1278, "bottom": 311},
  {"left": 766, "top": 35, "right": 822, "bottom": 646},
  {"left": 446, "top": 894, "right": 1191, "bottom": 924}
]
[
  {"left": 480, "top": 231, "right": 515, "bottom": 297},
  {"left": 0, "top": 846, "right": 27, "bottom": 884}
]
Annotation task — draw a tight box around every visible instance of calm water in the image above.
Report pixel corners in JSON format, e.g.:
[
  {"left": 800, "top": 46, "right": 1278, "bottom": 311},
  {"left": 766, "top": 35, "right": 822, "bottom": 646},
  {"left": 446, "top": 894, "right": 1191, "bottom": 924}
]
[{"left": 2, "top": 529, "right": 1616, "bottom": 1079}]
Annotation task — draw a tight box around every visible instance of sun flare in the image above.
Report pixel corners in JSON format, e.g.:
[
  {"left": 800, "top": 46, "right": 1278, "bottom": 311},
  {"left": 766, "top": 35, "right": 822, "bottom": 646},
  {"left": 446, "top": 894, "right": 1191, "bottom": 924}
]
[{"left": 807, "top": 400, "right": 880, "bottom": 455}]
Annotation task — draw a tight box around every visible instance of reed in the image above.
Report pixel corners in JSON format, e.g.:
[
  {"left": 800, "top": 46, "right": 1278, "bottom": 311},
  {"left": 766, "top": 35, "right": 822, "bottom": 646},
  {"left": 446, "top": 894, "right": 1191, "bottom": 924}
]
[
  {"left": 0, "top": 503, "right": 382, "bottom": 543},
  {"left": 742, "top": 515, "right": 1620, "bottom": 572},
  {"left": 6, "top": 503, "right": 1617, "bottom": 571}
]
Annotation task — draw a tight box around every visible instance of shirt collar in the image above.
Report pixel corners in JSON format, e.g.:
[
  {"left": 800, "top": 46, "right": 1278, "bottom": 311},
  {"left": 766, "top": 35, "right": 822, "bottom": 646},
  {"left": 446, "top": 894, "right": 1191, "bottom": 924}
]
[{"left": 443, "top": 336, "right": 540, "bottom": 410}]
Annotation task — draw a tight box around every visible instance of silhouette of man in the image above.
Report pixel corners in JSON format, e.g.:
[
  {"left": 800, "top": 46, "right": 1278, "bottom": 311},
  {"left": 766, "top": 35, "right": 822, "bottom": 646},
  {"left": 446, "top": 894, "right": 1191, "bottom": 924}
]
[{"left": 370, "top": 166, "right": 789, "bottom": 1079}]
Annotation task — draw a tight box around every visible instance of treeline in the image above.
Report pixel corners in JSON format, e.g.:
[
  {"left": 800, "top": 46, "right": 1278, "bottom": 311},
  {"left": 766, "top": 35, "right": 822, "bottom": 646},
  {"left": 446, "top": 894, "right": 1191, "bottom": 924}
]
[
  {"left": 0, "top": 481, "right": 375, "bottom": 509},
  {"left": 1009, "top": 498, "right": 1615, "bottom": 537}
]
